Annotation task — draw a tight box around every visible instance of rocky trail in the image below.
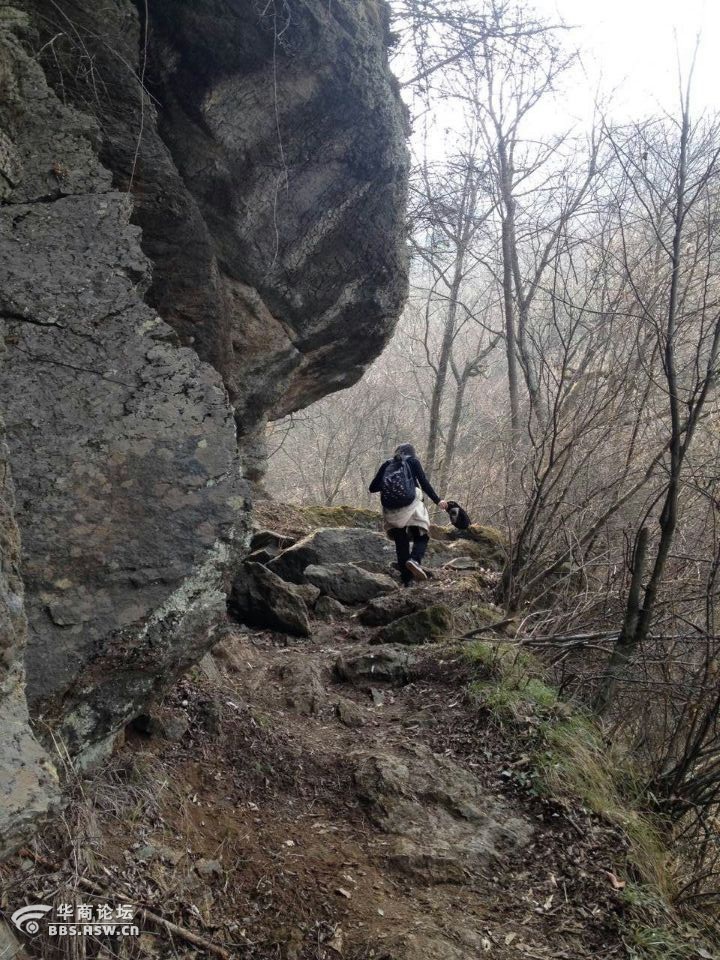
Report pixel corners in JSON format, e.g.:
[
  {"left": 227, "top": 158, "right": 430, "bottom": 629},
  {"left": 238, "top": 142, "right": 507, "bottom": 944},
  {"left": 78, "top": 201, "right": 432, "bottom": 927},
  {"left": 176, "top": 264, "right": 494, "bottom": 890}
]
[
  {"left": 1, "top": 508, "right": 645, "bottom": 959},
  {"left": 2, "top": 3, "right": 705, "bottom": 957}
]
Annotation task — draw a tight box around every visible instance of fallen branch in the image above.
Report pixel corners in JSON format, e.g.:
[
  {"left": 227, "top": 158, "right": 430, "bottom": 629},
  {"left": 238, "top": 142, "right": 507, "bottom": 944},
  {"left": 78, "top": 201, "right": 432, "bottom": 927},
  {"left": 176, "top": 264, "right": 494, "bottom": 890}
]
[
  {"left": 455, "top": 617, "right": 518, "bottom": 640},
  {"left": 18, "top": 848, "right": 232, "bottom": 960}
]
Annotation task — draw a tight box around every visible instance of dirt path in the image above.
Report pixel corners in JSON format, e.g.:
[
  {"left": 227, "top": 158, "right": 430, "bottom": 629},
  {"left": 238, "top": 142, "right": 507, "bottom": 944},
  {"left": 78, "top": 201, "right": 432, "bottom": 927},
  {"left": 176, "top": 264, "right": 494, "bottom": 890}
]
[{"left": 4, "top": 589, "right": 633, "bottom": 959}]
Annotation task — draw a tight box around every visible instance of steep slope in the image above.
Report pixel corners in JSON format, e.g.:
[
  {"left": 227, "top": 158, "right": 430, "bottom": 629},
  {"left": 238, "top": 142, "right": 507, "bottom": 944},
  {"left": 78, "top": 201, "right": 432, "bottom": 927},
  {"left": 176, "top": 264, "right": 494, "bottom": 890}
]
[{"left": 2, "top": 512, "right": 691, "bottom": 959}]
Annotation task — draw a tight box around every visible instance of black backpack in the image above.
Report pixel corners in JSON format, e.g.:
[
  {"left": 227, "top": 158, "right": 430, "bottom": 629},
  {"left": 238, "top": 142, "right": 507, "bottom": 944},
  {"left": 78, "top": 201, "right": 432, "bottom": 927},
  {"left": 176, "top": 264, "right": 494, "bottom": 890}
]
[{"left": 380, "top": 456, "right": 417, "bottom": 509}]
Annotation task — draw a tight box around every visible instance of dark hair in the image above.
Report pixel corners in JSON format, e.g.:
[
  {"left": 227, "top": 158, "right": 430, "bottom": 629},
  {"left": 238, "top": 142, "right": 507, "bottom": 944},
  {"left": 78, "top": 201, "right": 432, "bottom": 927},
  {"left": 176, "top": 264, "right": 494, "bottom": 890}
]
[{"left": 394, "top": 442, "right": 416, "bottom": 460}]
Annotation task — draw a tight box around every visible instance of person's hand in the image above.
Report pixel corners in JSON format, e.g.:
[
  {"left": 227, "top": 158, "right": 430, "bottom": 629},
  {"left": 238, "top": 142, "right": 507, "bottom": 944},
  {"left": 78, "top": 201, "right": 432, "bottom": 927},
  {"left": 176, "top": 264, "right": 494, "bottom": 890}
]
[{"left": 438, "top": 499, "right": 449, "bottom": 510}]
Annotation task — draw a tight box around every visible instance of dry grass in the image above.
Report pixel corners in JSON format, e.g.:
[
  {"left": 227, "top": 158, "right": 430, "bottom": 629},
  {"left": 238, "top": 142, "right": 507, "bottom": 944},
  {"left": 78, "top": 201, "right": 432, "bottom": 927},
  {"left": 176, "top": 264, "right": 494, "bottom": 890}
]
[{"left": 457, "top": 637, "right": 720, "bottom": 958}]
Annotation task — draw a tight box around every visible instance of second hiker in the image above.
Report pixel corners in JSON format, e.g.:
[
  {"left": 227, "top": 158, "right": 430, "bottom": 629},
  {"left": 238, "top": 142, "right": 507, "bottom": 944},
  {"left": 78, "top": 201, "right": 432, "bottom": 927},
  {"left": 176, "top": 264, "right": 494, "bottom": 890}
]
[{"left": 369, "top": 442, "right": 448, "bottom": 585}]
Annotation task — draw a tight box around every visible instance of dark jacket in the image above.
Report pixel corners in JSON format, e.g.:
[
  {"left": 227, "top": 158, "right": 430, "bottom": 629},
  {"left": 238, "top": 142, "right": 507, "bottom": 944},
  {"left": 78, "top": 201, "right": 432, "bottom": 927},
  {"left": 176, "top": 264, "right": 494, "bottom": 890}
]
[{"left": 369, "top": 456, "right": 441, "bottom": 505}]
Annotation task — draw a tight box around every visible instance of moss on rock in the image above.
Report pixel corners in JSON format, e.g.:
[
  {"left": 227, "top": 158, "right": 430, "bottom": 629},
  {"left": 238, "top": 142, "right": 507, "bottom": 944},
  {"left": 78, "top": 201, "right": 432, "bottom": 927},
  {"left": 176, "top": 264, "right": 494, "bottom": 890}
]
[
  {"left": 447, "top": 524, "right": 508, "bottom": 569},
  {"left": 299, "top": 505, "right": 383, "bottom": 531},
  {"left": 468, "top": 603, "right": 506, "bottom": 629},
  {"left": 376, "top": 604, "right": 453, "bottom": 646},
  {"left": 428, "top": 523, "right": 452, "bottom": 541},
  {"left": 424, "top": 538, "right": 456, "bottom": 563}
]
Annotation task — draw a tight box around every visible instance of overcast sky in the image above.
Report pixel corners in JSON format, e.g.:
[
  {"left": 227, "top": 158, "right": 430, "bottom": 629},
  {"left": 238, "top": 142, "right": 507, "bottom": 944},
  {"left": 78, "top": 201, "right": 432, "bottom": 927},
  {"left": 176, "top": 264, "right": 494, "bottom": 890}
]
[
  {"left": 405, "top": 0, "right": 720, "bottom": 157},
  {"left": 535, "top": 0, "right": 719, "bottom": 120}
]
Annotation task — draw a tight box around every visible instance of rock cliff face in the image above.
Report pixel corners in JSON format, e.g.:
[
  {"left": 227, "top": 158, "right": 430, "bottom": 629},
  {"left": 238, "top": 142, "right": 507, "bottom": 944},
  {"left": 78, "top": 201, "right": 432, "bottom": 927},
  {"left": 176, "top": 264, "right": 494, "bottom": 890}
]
[
  {"left": 0, "top": 0, "right": 407, "bottom": 853},
  {"left": 27, "top": 0, "right": 409, "bottom": 479},
  {"left": 0, "top": 417, "right": 59, "bottom": 859}
]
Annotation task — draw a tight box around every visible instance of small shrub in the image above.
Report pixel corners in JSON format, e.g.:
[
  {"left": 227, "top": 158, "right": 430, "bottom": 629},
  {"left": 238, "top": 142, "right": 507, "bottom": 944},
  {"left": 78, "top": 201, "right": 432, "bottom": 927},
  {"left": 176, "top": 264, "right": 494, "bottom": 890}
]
[
  {"left": 470, "top": 676, "right": 558, "bottom": 720},
  {"left": 464, "top": 639, "right": 533, "bottom": 678},
  {"left": 465, "top": 640, "right": 556, "bottom": 720}
]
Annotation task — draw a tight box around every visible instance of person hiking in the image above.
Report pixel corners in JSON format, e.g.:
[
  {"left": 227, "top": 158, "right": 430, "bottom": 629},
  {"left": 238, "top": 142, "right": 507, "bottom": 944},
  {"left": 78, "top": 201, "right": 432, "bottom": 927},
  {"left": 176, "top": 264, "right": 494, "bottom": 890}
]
[{"left": 369, "top": 443, "right": 448, "bottom": 585}]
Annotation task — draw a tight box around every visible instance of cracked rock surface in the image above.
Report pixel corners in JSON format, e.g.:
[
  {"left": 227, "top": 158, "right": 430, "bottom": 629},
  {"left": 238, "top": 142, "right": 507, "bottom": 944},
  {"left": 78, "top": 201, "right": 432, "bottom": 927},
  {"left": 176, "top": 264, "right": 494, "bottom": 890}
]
[
  {"left": 0, "top": 0, "right": 407, "bottom": 848},
  {"left": 27, "top": 0, "right": 409, "bottom": 479},
  {"left": 0, "top": 413, "right": 59, "bottom": 858},
  {"left": 0, "top": 8, "right": 247, "bottom": 763},
  {"left": 353, "top": 742, "right": 532, "bottom": 883}
]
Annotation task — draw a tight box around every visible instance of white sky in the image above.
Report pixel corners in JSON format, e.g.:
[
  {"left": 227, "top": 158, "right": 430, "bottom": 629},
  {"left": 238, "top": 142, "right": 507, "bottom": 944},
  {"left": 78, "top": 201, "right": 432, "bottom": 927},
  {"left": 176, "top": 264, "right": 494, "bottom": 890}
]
[
  {"left": 405, "top": 0, "right": 720, "bottom": 156},
  {"left": 536, "top": 0, "right": 720, "bottom": 121}
]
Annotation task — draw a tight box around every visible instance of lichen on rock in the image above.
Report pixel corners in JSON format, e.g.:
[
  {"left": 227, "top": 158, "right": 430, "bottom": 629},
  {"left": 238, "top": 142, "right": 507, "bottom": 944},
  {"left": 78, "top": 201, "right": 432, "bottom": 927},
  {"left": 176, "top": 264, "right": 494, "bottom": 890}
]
[
  {"left": 376, "top": 605, "right": 454, "bottom": 646},
  {"left": 0, "top": 5, "right": 251, "bottom": 768},
  {"left": 0, "top": 417, "right": 59, "bottom": 857},
  {"left": 0, "top": 0, "right": 408, "bottom": 848}
]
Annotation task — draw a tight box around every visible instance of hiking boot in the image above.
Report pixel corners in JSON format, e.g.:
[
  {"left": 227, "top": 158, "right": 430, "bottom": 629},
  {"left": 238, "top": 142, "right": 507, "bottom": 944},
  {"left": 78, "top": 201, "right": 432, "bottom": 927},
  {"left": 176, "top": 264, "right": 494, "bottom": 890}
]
[{"left": 405, "top": 559, "right": 428, "bottom": 581}]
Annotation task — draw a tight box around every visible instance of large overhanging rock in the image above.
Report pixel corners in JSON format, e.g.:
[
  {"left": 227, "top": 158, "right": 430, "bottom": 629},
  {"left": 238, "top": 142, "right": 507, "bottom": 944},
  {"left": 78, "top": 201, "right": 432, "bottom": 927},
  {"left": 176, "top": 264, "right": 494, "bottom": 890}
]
[
  {"left": 27, "top": 0, "right": 409, "bottom": 479},
  {"left": 0, "top": 0, "right": 407, "bottom": 786},
  {"left": 140, "top": 0, "right": 409, "bottom": 422},
  {"left": 0, "top": 10, "right": 248, "bottom": 762}
]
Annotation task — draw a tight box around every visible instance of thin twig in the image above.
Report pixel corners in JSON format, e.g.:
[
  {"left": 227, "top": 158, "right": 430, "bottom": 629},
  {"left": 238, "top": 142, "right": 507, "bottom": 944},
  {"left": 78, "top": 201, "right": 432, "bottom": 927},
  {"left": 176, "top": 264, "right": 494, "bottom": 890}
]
[{"left": 19, "top": 849, "right": 232, "bottom": 960}]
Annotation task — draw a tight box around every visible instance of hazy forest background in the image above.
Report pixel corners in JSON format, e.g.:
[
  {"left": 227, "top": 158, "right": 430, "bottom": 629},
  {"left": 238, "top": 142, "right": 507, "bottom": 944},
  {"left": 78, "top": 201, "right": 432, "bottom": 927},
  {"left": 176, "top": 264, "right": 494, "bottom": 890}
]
[{"left": 264, "top": 0, "right": 720, "bottom": 907}]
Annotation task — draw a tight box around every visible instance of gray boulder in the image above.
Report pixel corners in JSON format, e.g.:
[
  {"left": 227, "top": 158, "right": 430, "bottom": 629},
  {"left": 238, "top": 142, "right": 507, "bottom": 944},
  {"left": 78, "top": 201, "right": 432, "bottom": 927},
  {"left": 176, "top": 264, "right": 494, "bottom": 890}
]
[
  {"left": 335, "top": 647, "right": 416, "bottom": 685},
  {"left": 314, "top": 595, "right": 347, "bottom": 621},
  {"left": 353, "top": 743, "right": 532, "bottom": 882},
  {"left": 287, "top": 583, "right": 322, "bottom": 606},
  {"left": 277, "top": 660, "right": 325, "bottom": 717},
  {"left": 335, "top": 699, "right": 366, "bottom": 729},
  {"left": 304, "top": 563, "right": 396, "bottom": 605},
  {"left": 267, "top": 527, "right": 396, "bottom": 584},
  {"left": 359, "top": 591, "right": 435, "bottom": 627},
  {"left": 375, "top": 605, "right": 454, "bottom": 646},
  {"left": 230, "top": 563, "right": 310, "bottom": 637}
]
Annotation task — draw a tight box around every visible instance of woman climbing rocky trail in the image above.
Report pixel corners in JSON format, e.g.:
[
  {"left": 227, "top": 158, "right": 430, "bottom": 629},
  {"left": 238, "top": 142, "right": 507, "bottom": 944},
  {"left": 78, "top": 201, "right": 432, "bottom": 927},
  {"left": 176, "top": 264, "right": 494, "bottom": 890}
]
[
  {"left": 2, "top": 0, "right": 720, "bottom": 956},
  {"left": 368, "top": 442, "right": 450, "bottom": 586}
]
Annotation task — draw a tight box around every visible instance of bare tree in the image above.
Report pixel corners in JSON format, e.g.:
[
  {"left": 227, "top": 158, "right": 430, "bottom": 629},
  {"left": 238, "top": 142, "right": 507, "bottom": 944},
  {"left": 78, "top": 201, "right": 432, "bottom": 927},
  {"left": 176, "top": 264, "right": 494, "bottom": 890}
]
[
  {"left": 463, "top": 14, "right": 601, "bottom": 432},
  {"left": 390, "top": 0, "right": 565, "bottom": 96},
  {"left": 595, "top": 96, "right": 720, "bottom": 711},
  {"left": 408, "top": 130, "right": 496, "bottom": 476}
]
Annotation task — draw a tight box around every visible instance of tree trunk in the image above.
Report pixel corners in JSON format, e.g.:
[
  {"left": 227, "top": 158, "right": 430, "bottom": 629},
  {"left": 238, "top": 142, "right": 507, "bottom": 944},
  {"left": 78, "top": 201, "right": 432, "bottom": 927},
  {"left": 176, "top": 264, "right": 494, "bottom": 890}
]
[
  {"left": 425, "top": 253, "right": 465, "bottom": 474},
  {"left": 501, "top": 213, "right": 520, "bottom": 434},
  {"left": 594, "top": 525, "right": 649, "bottom": 713},
  {"left": 438, "top": 367, "right": 470, "bottom": 494},
  {"left": 596, "top": 103, "right": 690, "bottom": 711}
]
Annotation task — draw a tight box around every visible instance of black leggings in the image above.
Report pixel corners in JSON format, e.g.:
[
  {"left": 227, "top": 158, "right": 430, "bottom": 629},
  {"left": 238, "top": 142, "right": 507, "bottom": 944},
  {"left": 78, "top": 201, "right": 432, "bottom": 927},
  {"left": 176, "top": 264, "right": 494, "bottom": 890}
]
[{"left": 389, "top": 526, "right": 429, "bottom": 583}]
